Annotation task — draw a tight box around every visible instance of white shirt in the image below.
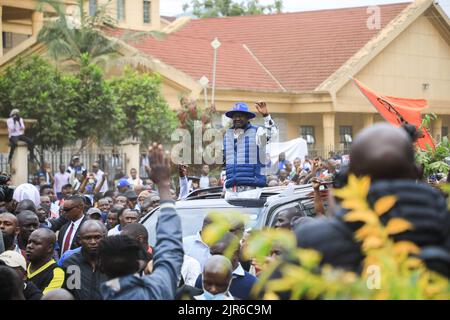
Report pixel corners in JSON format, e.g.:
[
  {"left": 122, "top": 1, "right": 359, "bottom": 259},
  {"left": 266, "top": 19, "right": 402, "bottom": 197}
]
[
  {"left": 107, "top": 224, "right": 121, "bottom": 236},
  {"left": 233, "top": 263, "right": 246, "bottom": 277},
  {"left": 6, "top": 117, "right": 25, "bottom": 137},
  {"left": 93, "top": 169, "right": 108, "bottom": 193},
  {"left": 231, "top": 115, "right": 278, "bottom": 147},
  {"left": 127, "top": 177, "right": 143, "bottom": 189},
  {"left": 53, "top": 172, "right": 70, "bottom": 193},
  {"left": 62, "top": 215, "right": 84, "bottom": 253},
  {"left": 183, "top": 232, "right": 211, "bottom": 270},
  {"left": 199, "top": 176, "right": 210, "bottom": 189},
  {"left": 181, "top": 255, "right": 201, "bottom": 287}
]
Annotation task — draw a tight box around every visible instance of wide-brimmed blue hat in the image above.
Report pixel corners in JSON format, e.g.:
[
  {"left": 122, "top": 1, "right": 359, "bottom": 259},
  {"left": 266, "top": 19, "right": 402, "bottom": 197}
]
[{"left": 225, "top": 102, "right": 256, "bottom": 119}]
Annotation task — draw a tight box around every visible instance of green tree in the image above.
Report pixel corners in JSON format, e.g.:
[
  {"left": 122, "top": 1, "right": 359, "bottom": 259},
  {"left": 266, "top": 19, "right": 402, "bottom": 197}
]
[
  {"left": 70, "top": 54, "right": 116, "bottom": 147},
  {"left": 108, "top": 68, "right": 177, "bottom": 145},
  {"left": 0, "top": 56, "right": 78, "bottom": 152},
  {"left": 183, "top": 0, "right": 283, "bottom": 18},
  {"left": 37, "top": 0, "right": 121, "bottom": 71}
]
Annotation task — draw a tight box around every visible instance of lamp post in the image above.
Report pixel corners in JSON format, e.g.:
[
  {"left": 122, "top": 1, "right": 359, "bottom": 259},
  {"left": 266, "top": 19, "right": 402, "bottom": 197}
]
[
  {"left": 199, "top": 76, "right": 209, "bottom": 109},
  {"left": 210, "top": 38, "right": 221, "bottom": 106}
]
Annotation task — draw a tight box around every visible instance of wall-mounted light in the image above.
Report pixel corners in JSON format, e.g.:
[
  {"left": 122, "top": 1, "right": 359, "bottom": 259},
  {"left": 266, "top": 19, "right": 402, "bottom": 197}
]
[{"left": 422, "top": 83, "right": 430, "bottom": 90}]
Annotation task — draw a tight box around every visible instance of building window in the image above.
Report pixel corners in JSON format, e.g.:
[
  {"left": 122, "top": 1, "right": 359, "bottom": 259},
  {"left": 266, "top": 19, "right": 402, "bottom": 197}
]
[
  {"left": 89, "top": 0, "right": 97, "bottom": 16},
  {"left": 117, "top": 0, "right": 126, "bottom": 21},
  {"left": 143, "top": 0, "right": 151, "bottom": 24},
  {"left": 339, "top": 126, "right": 353, "bottom": 144},
  {"left": 443, "top": 126, "right": 448, "bottom": 139},
  {"left": 300, "top": 126, "right": 315, "bottom": 145},
  {"left": 2, "top": 32, "right": 13, "bottom": 49}
]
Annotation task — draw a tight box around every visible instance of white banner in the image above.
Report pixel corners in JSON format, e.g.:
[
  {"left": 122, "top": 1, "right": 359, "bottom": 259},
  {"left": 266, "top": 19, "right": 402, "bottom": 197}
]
[{"left": 266, "top": 138, "right": 308, "bottom": 168}]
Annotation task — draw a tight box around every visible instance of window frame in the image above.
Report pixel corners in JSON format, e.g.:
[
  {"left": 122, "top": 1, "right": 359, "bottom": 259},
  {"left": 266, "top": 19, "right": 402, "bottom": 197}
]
[{"left": 143, "top": 0, "right": 151, "bottom": 24}]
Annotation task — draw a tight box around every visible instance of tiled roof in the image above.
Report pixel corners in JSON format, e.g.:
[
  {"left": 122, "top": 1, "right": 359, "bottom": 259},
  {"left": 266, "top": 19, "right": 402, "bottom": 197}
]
[{"left": 111, "top": 3, "right": 410, "bottom": 92}]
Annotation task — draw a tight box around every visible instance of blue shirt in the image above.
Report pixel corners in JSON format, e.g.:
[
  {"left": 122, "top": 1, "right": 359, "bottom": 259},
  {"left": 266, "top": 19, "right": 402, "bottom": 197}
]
[
  {"left": 58, "top": 247, "right": 81, "bottom": 267},
  {"left": 183, "top": 232, "right": 211, "bottom": 270}
]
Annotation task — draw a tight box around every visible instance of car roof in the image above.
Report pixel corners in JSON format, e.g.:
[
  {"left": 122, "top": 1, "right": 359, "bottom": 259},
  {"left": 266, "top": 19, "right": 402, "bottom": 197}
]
[{"left": 175, "top": 198, "right": 243, "bottom": 209}]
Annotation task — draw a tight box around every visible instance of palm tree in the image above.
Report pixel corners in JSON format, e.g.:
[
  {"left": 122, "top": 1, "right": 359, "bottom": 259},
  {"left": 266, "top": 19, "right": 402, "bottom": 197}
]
[{"left": 37, "top": 0, "right": 163, "bottom": 72}]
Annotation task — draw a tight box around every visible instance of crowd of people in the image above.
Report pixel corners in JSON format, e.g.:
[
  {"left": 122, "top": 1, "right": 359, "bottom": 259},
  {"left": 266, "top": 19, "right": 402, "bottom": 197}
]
[{"left": 0, "top": 103, "right": 449, "bottom": 301}]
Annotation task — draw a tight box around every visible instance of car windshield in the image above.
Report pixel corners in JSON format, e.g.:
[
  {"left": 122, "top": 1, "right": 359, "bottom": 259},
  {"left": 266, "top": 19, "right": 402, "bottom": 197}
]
[{"left": 142, "top": 206, "right": 263, "bottom": 246}]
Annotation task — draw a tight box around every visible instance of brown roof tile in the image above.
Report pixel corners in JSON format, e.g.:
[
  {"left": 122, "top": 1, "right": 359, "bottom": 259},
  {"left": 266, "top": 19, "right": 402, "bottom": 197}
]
[{"left": 111, "top": 3, "right": 410, "bottom": 92}]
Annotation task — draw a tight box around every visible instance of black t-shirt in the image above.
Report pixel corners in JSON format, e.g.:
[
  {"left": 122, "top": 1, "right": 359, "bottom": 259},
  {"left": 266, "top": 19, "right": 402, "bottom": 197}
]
[
  {"left": 24, "top": 280, "right": 43, "bottom": 300},
  {"left": 27, "top": 259, "right": 65, "bottom": 294}
]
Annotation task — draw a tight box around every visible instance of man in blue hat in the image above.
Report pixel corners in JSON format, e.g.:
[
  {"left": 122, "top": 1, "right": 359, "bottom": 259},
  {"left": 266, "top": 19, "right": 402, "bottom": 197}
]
[
  {"left": 117, "top": 178, "right": 131, "bottom": 194},
  {"left": 223, "top": 101, "right": 278, "bottom": 197}
]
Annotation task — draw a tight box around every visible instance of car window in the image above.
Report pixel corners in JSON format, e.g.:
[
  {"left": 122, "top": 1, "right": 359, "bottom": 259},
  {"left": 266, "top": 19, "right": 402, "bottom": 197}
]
[
  {"left": 267, "top": 202, "right": 305, "bottom": 228},
  {"left": 142, "top": 207, "right": 262, "bottom": 246}
]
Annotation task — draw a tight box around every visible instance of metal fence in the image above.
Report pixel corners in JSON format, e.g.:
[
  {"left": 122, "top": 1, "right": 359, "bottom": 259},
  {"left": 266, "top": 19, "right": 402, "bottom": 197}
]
[
  {"left": 307, "top": 147, "right": 351, "bottom": 159},
  {"left": 40, "top": 149, "right": 126, "bottom": 186},
  {"left": 0, "top": 154, "right": 9, "bottom": 174}
]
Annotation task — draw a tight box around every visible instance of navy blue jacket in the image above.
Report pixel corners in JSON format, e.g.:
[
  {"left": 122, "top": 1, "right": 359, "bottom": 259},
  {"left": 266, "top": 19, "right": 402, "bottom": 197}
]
[
  {"left": 195, "top": 270, "right": 257, "bottom": 300},
  {"left": 100, "top": 201, "right": 184, "bottom": 300}
]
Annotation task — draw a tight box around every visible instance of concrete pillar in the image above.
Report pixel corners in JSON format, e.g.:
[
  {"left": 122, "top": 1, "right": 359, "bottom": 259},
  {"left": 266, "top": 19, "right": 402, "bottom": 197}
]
[
  {"left": 11, "top": 141, "right": 28, "bottom": 185},
  {"left": 120, "top": 138, "right": 140, "bottom": 177},
  {"left": 363, "top": 113, "right": 374, "bottom": 129},
  {"left": 151, "top": 0, "right": 161, "bottom": 30},
  {"left": 0, "top": 6, "right": 3, "bottom": 57},
  {"left": 322, "top": 113, "right": 335, "bottom": 156},
  {"left": 432, "top": 117, "right": 443, "bottom": 141},
  {"left": 32, "top": 11, "right": 44, "bottom": 36}
]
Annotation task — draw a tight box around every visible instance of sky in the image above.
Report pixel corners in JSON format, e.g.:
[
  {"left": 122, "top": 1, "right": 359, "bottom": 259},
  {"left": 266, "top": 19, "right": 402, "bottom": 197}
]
[{"left": 160, "top": 0, "right": 450, "bottom": 17}]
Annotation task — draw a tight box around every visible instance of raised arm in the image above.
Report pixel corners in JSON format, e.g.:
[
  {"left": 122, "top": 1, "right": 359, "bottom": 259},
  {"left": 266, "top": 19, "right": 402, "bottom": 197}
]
[
  {"left": 142, "top": 143, "right": 184, "bottom": 299},
  {"left": 255, "top": 101, "right": 278, "bottom": 146}
]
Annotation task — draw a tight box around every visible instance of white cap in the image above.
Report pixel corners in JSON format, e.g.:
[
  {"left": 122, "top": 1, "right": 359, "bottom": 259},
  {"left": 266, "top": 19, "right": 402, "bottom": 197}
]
[
  {"left": 0, "top": 250, "right": 26, "bottom": 271},
  {"left": 9, "top": 109, "right": 19, "bottom": 117}
]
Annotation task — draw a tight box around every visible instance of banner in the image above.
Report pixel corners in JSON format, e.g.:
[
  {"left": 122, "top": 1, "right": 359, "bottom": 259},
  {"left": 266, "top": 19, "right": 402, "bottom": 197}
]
[
  {"left": 352, "top": 78, "right": 435, "bottom": 150},
  {"left": 266, "top": 137, "right": 308, "bottom": 171}
]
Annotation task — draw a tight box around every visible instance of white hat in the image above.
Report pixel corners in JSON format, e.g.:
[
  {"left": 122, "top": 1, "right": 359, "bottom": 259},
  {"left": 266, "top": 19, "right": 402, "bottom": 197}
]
[
  {"left": 9, "top": 109, "right": 19, "bottom": 117},
  {"left": 13, "top": 183, "right": 41, "bottom": 207},
  {"left": 0, "top": 250, "right": 26, "bottom": 271}
]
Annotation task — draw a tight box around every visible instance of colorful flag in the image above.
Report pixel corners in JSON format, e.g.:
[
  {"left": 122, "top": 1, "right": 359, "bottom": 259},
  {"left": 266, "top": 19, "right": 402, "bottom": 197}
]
[{"left": 352, "top": 78, "right": 435, "bottom": 150}]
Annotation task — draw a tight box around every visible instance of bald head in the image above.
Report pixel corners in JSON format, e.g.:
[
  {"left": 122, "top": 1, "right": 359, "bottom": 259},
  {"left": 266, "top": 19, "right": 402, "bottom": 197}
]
[
  {"left": 41, "top": 289, "right": 74, "bottom": 300},
  {"left": 16, "top": 210, "right": 38, "bottom": 223},
  {"left": 0, "top": 213, "right": 19, "bottom": 240},
  {"left": 26, "top": 228, "right": 56, "bottom": 263},
  {"left": 78, "top": 220, "right": 106, "bottom": 256},
  {"left": 122, "top": 223, "right": 148, "bottom": 244},
  {"left": 79, "top": 220, "right": 107, "bottom": 235},
  {"left": 202, "top": 255, "right": 233, "bottom": 295},
  {"left": 32, "top": 228, "right": 56, "bottom": 246},
  {"left": 349, "top": 123, "right": 416, "bottom": 181},
  {"left": 15, "top": 200, "right": 36, "bottom": 214},
  {"left": 0, "top": 213, "right": 17, "bottom": 226},
  {"left": 274, "top": 207, "right": 303, "bottom": 230},
  {"left": 204, "top": 255, "right": 233, "bottom": 277}
]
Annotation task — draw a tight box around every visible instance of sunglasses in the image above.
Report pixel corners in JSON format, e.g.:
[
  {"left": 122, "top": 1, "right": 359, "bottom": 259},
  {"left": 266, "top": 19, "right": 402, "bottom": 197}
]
[{"left": 62, "top": 206, "right": 77, "bottom": 212}]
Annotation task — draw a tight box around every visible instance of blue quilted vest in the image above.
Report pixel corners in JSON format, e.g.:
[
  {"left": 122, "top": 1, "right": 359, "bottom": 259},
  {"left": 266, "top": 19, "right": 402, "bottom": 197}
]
[{"left": 224, "top": 123, "right": 266, "bottom": 188}]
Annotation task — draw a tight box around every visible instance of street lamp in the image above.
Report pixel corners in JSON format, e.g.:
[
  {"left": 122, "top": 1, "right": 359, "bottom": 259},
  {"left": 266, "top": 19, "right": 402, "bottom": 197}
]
[
  {"left": 210, "top": 38, "right": 221, "bottom": 106},
  {"left": 199, "top": 76, "right": 209, "bottom": 109}
]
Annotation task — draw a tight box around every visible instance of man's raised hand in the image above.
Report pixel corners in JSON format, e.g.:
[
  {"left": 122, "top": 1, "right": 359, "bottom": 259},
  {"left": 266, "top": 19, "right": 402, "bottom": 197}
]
[
  {"left": 149, "top": 143, "right": 171, "bottom": 185},
  {"left": 255, "top": 101, "right": 269, "bottom": 117}
]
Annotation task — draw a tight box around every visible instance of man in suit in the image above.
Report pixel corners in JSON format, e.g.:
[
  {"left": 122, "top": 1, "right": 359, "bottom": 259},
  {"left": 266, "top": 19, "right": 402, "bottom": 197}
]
[{"left": 57, "top": 195, "right": 86, "bottom": 256}]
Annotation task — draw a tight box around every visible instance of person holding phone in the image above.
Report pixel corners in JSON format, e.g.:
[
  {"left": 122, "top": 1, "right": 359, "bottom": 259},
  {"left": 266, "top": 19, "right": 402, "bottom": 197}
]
[{"left": 7, "top": 109, "right": 35, "bottom": 163}]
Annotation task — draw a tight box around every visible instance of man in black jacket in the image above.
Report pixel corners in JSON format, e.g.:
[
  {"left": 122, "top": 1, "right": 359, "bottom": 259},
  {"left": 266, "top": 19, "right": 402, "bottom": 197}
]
[
  {"left": 62, "top": 220, "right": 107, "bottom": 300},
  {"left": 294, "top": 124, "right": 450, "bottom": 277},
  {"left": 54, "top": 195, "right": 87, "bottom": 256}
]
